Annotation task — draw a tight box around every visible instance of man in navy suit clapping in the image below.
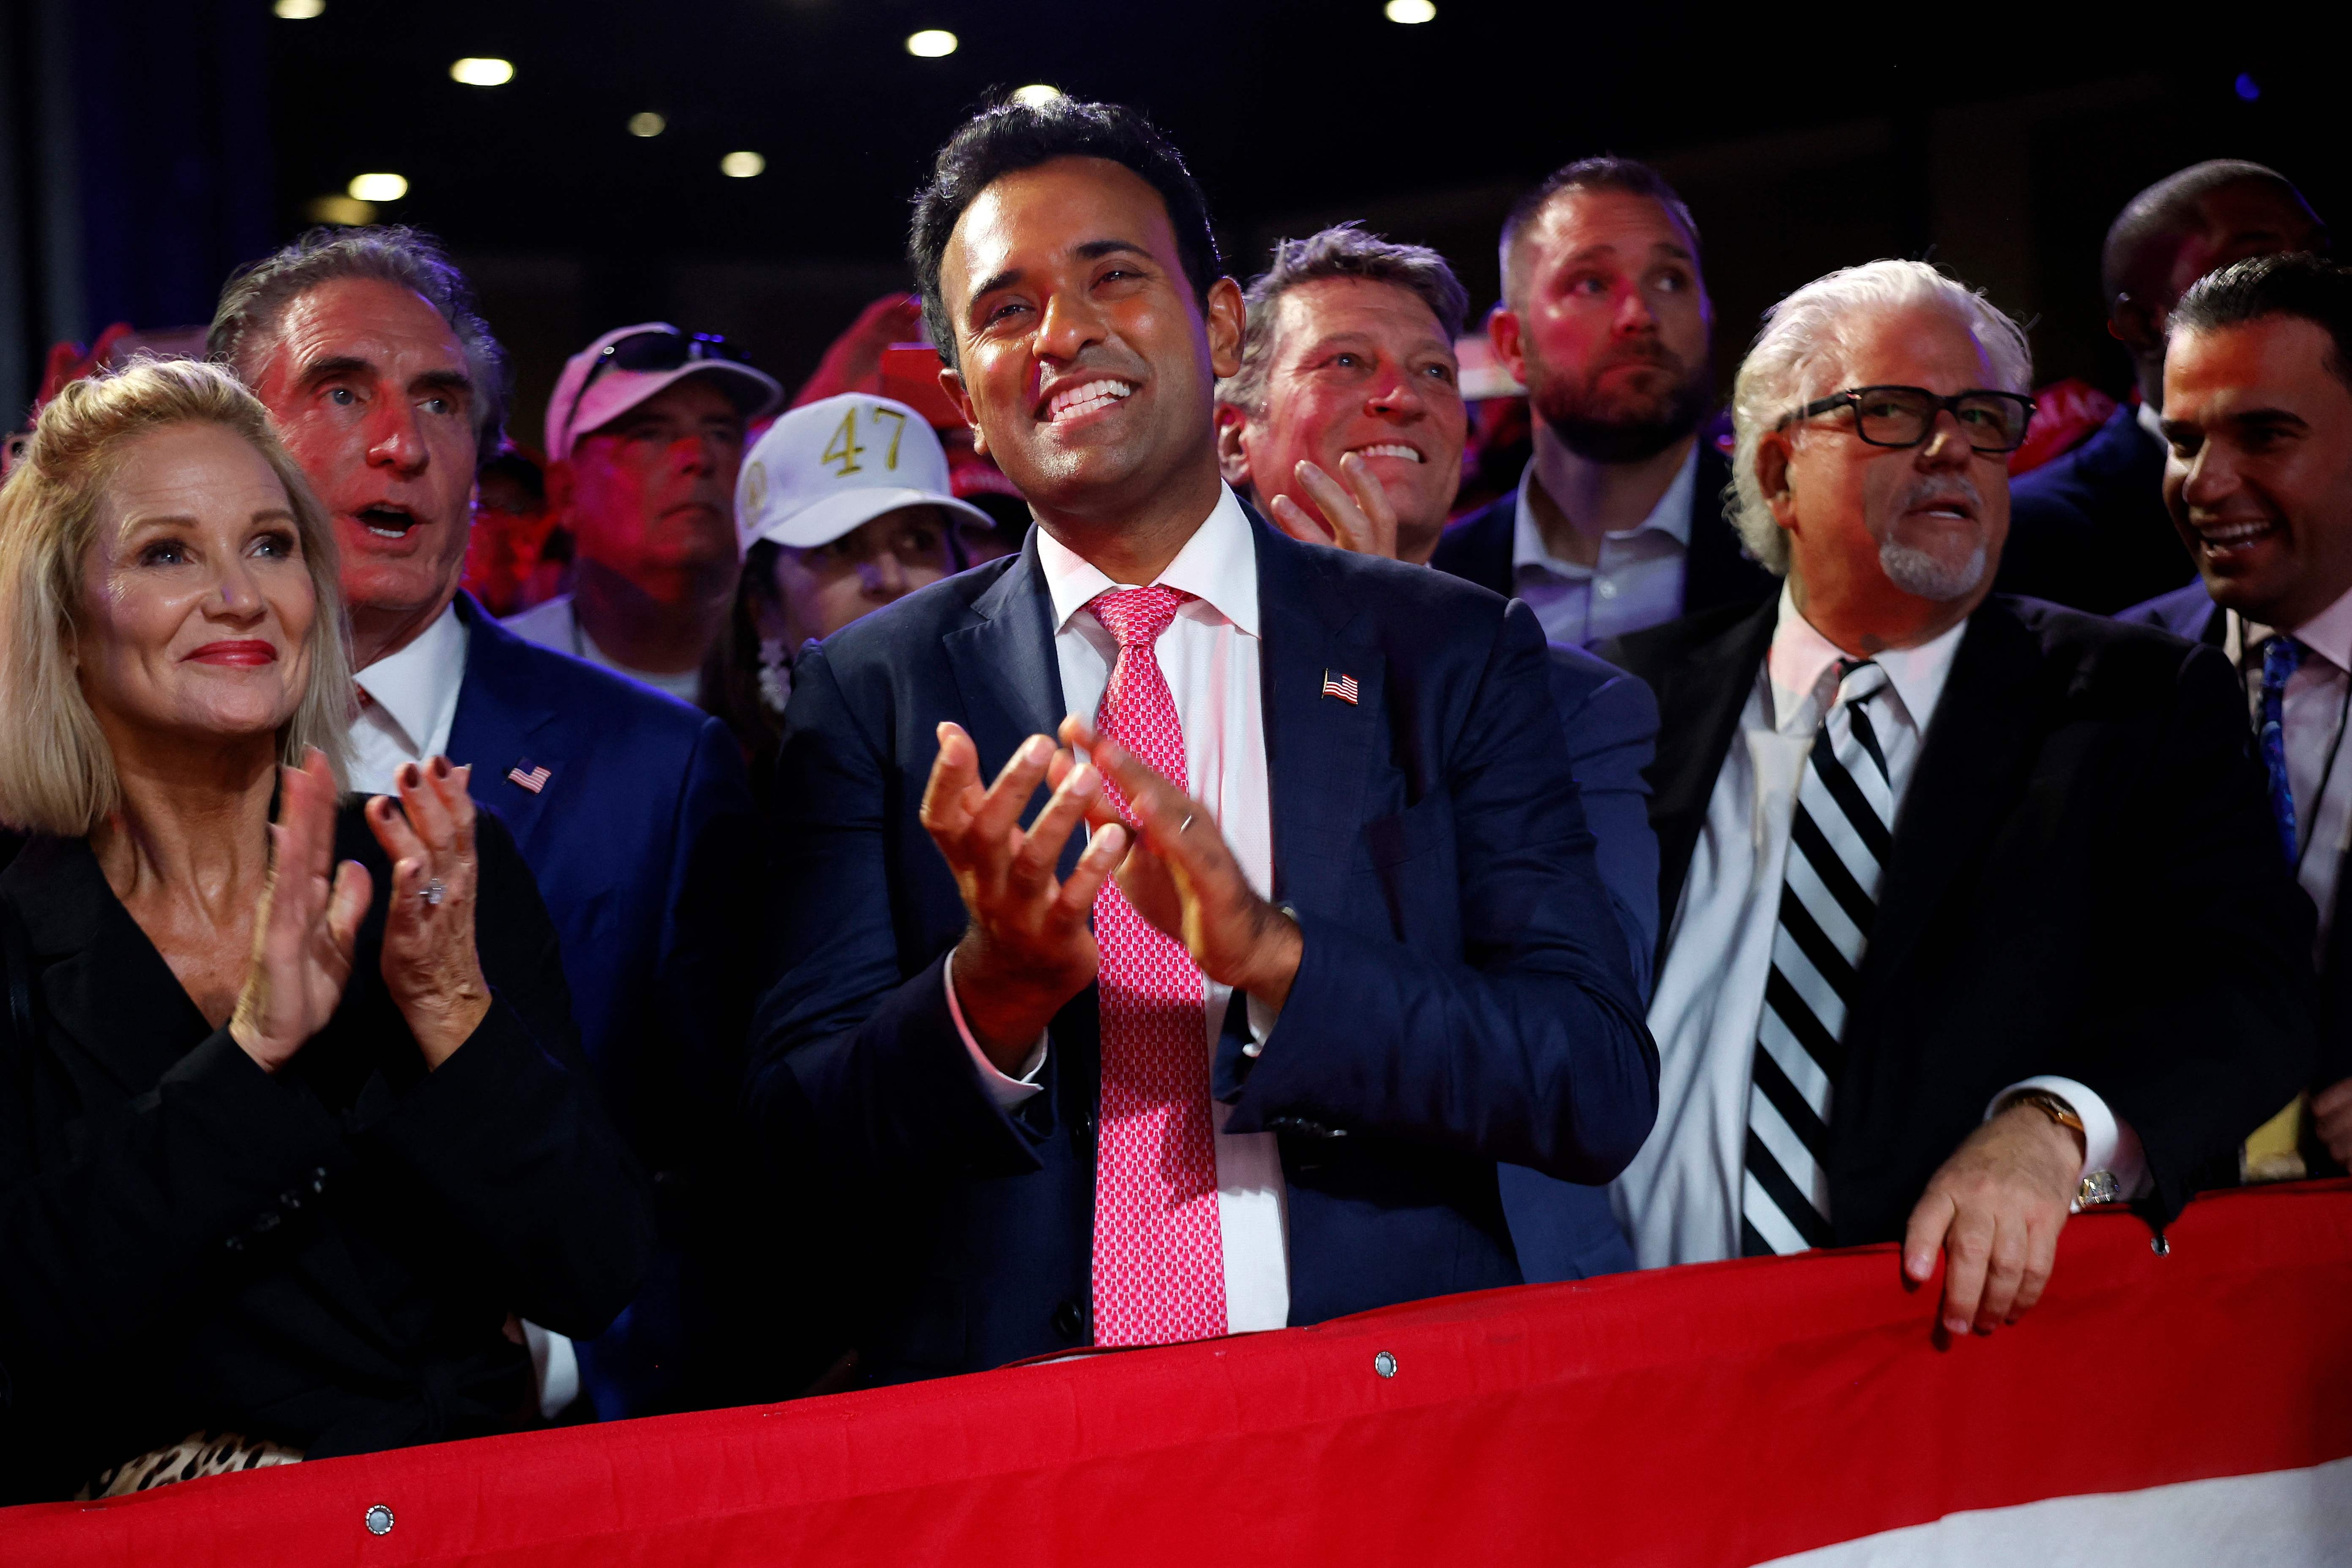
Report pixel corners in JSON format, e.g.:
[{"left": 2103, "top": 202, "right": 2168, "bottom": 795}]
[{"left": 750, "top": 96, "right": 1657, "bottom": 1384}]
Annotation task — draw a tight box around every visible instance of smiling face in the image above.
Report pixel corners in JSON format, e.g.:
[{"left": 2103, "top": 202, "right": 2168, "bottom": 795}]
[
  {"left": 1219, "top": 275, "right": 1466, "bottom": 561},
  {"left": 1496, "top": 188, "right": 1714, "bottom": 462},
  {"left": 2162, "top": 316, "right": 2352, "bottom": 629},
  {"left": 937, "top": 156, "right": 1242, "bottom": 531},
  {"left": 1763, "top": 303, "right": 2011, "bottom": 640},
  {"left": 246, "top": 276, "right": 477, "bottom": 656},
  {"left": 562, "top": 375, "right": 747, "bottom": 603},
  {"left": 75, "top": 422, "right": 317, "bottom": 754}
]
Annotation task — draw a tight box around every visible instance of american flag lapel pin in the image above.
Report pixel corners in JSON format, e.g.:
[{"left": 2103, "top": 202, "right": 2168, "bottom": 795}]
[
  {"left": 1320, "top": 669, "right": 1360, "bottom": 705},
  {"left": 507, "top": 759, "right": 551, "bottom": 794}
]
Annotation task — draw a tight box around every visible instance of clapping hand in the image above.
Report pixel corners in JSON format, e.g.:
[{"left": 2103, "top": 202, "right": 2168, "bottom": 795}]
[
  {"left": 1055, "top": 716, "right": 1301, "bottom": 1009},
  {"left": 365, "top": 758, "right": 490, "bottom": 1069},
  {"left": 1265, "top": 453, "right": 1401, "bottom": 560},
  {"left": 230, "top": 748, "right": 372, "bottom": 1073},
  {"left": 920, "top": 723, "right": 1129, "bottom": 1070}
]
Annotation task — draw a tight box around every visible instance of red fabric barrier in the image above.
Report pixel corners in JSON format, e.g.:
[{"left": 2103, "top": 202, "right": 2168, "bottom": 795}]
[{"left": 8, "top": 1181, "right": 2350, "bottom": 1566}]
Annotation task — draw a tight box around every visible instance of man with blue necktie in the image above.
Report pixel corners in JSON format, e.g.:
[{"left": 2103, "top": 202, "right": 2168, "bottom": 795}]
[
  {"left": 2119, "top": 252, "right": 2352, "bottom": 1174},
  {"left": 749, "top": 96, "right": 1656, "bottom": 1382},
  {"left": 1605, "top": 259, "right": 2312, "bottom": 1339}
]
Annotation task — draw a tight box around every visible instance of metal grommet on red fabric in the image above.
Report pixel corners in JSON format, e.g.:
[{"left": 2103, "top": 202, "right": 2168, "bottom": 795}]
[
  {"left": 365, "top": 1503, "right": 395, "bottom": 1536},
  {"left": 1373, "top": 1351, "right": 1398, "bottom": 1378}
]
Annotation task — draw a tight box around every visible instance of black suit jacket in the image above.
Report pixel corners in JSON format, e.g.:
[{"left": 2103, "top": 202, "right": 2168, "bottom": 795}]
[
  {"left": 0, "top": 806, "right": 653, "bottom": 1503},
  {"left": 1994, "top": 404, "right": 2196, "bottom": 614},
  {"left": 1429, "top": 440, "right": 1777, "bottom": 628},
  {"left": 1604, "top": 593, "right": 2316, "bottom": 1241},
  {"left": 750, "top": 516, "right": 1656, "bottom": 1384}
]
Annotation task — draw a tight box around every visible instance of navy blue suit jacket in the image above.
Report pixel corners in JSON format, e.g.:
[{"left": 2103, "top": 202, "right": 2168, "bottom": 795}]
[
  {"left": 1428, "top": 441, "right": 1776, "bottom": 633},
  {"left": 749, "top": 517, "right": 1657, "bottom": 1383},
  {"left": 1499, "top": 644, "right": 1658, "bottom": 1282},
  {"left": 443, "top": 594, "right": 761, "bottom": 1414},
  {"left": 1995, "top": 404, "right": 2195, "bottom": 614}
]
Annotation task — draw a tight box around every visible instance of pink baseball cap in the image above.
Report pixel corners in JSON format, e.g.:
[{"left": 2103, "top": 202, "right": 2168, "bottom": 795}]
[{"left": 543, "top": 322, "right": 784, "bottom": 459}]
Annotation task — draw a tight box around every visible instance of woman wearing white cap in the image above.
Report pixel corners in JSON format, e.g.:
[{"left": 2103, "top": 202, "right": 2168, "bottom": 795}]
[{"left": 703, "top": 393, "right": 997, "bottom": 804}]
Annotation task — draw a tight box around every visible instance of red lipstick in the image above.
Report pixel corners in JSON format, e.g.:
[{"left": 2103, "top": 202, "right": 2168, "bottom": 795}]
[{"left": 186, "top": 640, "right": 279, "bottom": 667}]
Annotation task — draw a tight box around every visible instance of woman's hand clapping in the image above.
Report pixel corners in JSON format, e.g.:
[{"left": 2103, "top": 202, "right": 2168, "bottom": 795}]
[
  {"left": 229, "top": 748, "right": 372, "bottom": 1073},
  {"left": 366, "top": 758, "right": 491, "bottom": 1069}
]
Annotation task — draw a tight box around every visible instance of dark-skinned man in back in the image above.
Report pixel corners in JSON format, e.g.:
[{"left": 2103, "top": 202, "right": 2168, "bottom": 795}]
[
  {"left": 1997, "top": 160, "right": 2327, "bottom": 612},
  {"left": 749, "top": 97, "right": 1655, "bottom": 1381},
  {"left": 1431, "top": 158, "right": 1774, "bottom": 644}
]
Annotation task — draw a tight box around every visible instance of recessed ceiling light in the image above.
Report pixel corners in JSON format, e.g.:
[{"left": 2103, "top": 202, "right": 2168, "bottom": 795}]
[
  {"left": 1384, "top": 0, "right": 1436, "bottom": 20},
  {"left": 347, "top": 172, "right": 408, "bottom": 202},
  {"left": 905, "top": 29, "right": 957, "bottom": 57},
  {"left": 450, "top": 57, "right": 514, "bottom": 87},
  {"left": 273, "top": 0, "right": 325, "bottom": 17},
  {"left": 305, "top": 194, "right": 375, "bottom": 225},
  {"left": 628, "top": 111, "right": 667, "bottom": 138},
  {"left": 1011, "top": 84, "right": 1060, "bottom": 106},
  {"left": 720, "top": 151, "right": 766, "bottom": 179}
]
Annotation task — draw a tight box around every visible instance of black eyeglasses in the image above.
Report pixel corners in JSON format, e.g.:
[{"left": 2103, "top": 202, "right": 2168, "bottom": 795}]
[
  {"left": 1781, "top": 385, "right": 2038, "bottom": 454},
  {"left": 566, "top": 328, "right": 749, "bottom": 441}
]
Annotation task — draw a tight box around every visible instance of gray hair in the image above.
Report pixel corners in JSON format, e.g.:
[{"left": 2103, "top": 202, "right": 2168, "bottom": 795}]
[
  {"left": 207, "top": 225, "right": 509, "bottom": 454},
  {"left": 1726, "top": 259, "right": 2033, "bottom": 575},
  {"left": 1217, "top": 223, "right": 1470, "bottom": 417}
]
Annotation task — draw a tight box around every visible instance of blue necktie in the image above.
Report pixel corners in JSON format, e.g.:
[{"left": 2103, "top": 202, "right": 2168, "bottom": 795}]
[{"left": 2260, "top": 636, "right": 2305, "bottom": 865}]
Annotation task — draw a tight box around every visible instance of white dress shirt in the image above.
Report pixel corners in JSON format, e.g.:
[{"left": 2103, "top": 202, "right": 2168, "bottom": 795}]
[
  {"left": 944, "top": 485, "right": 1291, "bottom": 1336},
  {"left": 2225, "top": 583, "right": 2352, "bottom": 956},
  {"left": 504, "top": 594, "right": 703, "bottom": 702},
  {"left": 349, "top": 602, "right": 469, "bottom": 794},
  {"left": 1614, "top": 583, "right": 2144, "bottom": 1267},
  {"left": 1511, "top": 444, "right": 1697, "bottom": 647}
]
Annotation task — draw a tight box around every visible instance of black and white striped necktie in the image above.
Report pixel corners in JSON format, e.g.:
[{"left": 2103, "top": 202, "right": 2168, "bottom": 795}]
[{"left": 1741, "top": 658, "right": 1894, "bottom": 1258}]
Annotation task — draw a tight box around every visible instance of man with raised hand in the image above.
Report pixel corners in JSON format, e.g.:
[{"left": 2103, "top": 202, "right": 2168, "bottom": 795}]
[{"left": 750, "top": 97, "right": 1655, "bottom": 1381}]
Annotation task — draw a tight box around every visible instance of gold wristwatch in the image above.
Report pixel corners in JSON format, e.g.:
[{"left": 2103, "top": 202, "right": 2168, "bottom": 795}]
[{"left": 2006, "top": 1090, "right": 2120, "bottom": 1211}]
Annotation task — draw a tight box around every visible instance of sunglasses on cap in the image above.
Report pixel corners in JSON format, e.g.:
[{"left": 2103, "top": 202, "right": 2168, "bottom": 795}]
[{"left": 566, "top": 328, "right": 750, "bottom": 444}]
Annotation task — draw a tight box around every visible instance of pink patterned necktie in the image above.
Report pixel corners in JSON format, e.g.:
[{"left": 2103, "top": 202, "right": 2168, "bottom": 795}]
[{"left": 1086, "top": 585, "right": 1227, "bottom": 1346}]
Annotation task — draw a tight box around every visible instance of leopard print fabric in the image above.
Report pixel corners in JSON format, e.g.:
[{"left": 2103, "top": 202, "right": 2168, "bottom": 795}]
[{"left": 77, "top": 1431, "right": 304, "bottom": 1499}]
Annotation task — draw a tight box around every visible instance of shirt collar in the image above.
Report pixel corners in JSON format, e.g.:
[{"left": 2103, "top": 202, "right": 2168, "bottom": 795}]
[
  {"left": 1764, "top": 578, "right": 1969, "bottom": 735},
  {"left": 2134, "top": 398, "right": 2166, "bottom": 449},
  {"left": 2285, "top": 581, "right": 2352, "bottom": 674},
  {"left": 1035, "top": 482, "right": 1260, "bottom": 638},
  {"left": 353, "top": 600, "right": 468, "bottom": 753},
  {"left": 1510, "top": 442, "right": 1699, "bottom": 576}
]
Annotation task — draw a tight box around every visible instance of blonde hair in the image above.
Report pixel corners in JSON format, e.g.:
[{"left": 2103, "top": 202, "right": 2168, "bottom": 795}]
[
  {"left": 1727, "top": 260, "right": 2033, "bottom": 575},
  {"left": 0, "top": 358, "right": 353, "bottom": 835}
]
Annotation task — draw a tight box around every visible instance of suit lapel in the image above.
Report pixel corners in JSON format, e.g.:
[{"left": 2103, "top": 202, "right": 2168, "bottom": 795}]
[
  {"left": 1859, "top": 602, "right": 2044, "bottom": 1006},
  {"left": 1254, "top": 518, "right": 1382, "bottom": 917},
  {"left": 443, "top": 594, "right": 563, "bottom": 854},
  {"left": 941, "top": 535, "right": 1076, "bottom": 872},
  {"left": 1650, "top": 597, "right": 1778, "bottom": 943}
]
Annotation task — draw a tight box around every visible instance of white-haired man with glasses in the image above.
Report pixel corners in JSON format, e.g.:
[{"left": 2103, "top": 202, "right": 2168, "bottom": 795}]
[{"left": 1601, "top": 259, "right": 2313, "bottom": 1337}]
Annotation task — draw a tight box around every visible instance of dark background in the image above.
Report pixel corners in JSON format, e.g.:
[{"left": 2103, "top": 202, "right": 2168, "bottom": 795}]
[{"left": 4, "top": 0, "right": 2341, "bottom": 452}]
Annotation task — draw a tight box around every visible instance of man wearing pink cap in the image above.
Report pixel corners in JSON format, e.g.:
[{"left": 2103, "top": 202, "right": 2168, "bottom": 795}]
[
  {"left": 210, "top": 232, "right": 765, "bottom": 1421},
  {"left": 508, "top": 323, "right": 784, "bottom": 699}
]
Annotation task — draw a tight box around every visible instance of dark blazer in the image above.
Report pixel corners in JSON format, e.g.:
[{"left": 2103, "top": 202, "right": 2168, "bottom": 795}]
[
  {"left": 1429, "top": 440, "right": 1777, "bottom": 631},
  {"left": 749, "top": 517, "right": 1658, "bottom": 1384},
  {"left": 1605, "top": 593, "right": 2316, "bottom": 1241},
  {"left": 443, "top": 594, "right": 765, "bottom": 1415},
  {"left": 0, "top": 806, "right": 652, "bottom": 1504},
  {"left": 2120, "top": 579, "right": 2352, "bottom": 1097},
  {"left": 1500, "top": 644, "right": 1659, "bottom": 1282},
  {"left": 1994, "top": 404, "right": 2195, "bottom": 614}
]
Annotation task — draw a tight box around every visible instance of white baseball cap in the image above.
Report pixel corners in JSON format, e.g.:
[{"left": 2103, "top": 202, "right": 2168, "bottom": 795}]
[
  {"left": 736, "top": 392, "right": 996, "bottom": 555},
  {"left": 543, "top": 322, "right": 784, "bottom": 460}
]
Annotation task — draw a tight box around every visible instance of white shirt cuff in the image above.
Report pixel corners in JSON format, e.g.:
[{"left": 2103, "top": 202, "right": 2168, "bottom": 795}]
[
  {"left": 1989, "top": 1075, "right": 2151, "bottom": 1200},
  {"left": 944, "top": 952, "right": 1047, "bottom": 1108},
  {"left": 1241, "top": 991, "right": 1279, "bottom": 1058}
]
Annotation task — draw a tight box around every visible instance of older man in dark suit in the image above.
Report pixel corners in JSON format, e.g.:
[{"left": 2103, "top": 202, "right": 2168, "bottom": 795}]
[
  {"left": 1605, "top": 259, "right": 2312, "bottom": 1340},
  {"left": 750, "top": 98, "right": 1656, "bottom": 1383},
  {"left": 1430, "top": 158, "right": 1774, "bottom": 644}
]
